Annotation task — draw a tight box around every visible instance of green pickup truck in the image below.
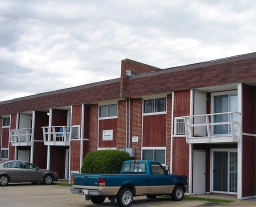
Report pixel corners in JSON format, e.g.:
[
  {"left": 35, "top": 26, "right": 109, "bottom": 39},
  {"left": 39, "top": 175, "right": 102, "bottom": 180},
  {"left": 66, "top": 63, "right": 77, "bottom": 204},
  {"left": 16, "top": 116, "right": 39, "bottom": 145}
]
[{"left": 70, "top": 160, "right": 188, "bottom": 207}]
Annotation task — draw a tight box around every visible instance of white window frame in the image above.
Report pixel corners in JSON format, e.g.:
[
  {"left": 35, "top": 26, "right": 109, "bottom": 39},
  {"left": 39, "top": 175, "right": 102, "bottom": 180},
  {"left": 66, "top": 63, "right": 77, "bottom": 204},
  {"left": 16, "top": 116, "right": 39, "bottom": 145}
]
[
  {"left": 2, "top": 117, "right": 10, "bottom": 128},
  {"left": 99, "top": 103, "right": 118, "bottom": 119},
  {"left": 141, "top": 147, "right": 166, "bottom": 165},
  {"left": 143, "top": 97, "right": 167, "bottom": 116},
  {"left": 174, "top": 117, "right": 186, "bottom": 136},
  {"left": 1, "top": 148, "right": 9, "bottom": 159}
]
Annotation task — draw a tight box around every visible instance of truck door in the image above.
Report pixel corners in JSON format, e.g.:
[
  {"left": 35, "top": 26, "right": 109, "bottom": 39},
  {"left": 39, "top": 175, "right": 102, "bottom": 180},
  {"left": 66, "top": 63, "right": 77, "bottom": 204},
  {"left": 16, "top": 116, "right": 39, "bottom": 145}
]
[{"left": 149, "top": 163, "right": 172, "bottom": 194}]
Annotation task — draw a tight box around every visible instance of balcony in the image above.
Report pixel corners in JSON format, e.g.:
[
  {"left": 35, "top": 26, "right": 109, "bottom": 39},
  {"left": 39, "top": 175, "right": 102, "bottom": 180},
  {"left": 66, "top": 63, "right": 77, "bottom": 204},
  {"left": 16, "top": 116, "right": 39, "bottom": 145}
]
[
  {"left": 42, "top": 126, "right": 70, "bottom": 146},
  {"left": 10, "top": 128, "right": 33, "bottom": 146},
  {"left": 183, "top": 112, "right": 242, "bottom": 144}
]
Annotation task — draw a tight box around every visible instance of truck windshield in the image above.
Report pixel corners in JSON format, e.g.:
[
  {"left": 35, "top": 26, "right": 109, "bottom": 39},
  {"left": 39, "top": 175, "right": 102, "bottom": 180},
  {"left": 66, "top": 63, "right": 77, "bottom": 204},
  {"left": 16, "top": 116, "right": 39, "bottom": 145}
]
[{"left": 122, "top": 163, "right": 146, "bottom": 173}]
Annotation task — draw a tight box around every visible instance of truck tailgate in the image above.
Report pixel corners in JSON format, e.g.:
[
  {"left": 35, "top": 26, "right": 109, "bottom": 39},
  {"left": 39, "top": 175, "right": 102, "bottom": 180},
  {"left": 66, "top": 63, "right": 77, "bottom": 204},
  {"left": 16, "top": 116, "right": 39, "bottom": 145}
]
[{"left": 74, "top": 174, "right": 100, "bottom": 186}]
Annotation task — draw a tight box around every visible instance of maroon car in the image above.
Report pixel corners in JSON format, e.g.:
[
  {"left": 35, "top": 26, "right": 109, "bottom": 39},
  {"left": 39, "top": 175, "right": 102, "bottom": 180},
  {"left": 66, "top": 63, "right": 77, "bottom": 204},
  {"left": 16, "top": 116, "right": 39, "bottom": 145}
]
[{"left": 0, "top": 160, "right": 59, "bottom": 186}]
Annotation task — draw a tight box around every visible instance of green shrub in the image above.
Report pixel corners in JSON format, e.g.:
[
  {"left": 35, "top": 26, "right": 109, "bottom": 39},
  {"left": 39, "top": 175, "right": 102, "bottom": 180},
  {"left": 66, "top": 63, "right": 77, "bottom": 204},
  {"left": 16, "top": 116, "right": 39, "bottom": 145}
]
[{"left": 81, "top": 150, "right": 132, "bottom": 174}]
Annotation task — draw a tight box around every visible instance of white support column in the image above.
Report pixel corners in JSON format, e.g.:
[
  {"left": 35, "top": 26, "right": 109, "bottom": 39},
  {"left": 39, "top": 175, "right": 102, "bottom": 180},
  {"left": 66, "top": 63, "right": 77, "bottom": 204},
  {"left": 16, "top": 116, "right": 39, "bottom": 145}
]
[
  {"left": 47, "top": 145, "right": 51, "bottom": 170},
  {"left": 47, "top": 109, "right": 52, "bottom": 170},
  {"left": 30, "top": 111, "right": 35, "bottom": 163},
  {"left": 80, "top": 104, "right": 84, "bottom": 172},
  {"left": 170, "top": 92, "right": 174, "bottom": 173},
  {"left": 237, "top": 83, "right": 242, "bottom": 199},
  {"left": 188, "top": 89, "right": 194, "bottom": 195}
]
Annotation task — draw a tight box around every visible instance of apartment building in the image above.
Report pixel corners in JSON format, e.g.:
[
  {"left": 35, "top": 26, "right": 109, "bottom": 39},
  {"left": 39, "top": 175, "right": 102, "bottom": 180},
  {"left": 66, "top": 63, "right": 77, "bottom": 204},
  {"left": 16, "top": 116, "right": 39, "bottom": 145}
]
[{"left": 1, "top": 52, "right": 256, "bottom": 199}]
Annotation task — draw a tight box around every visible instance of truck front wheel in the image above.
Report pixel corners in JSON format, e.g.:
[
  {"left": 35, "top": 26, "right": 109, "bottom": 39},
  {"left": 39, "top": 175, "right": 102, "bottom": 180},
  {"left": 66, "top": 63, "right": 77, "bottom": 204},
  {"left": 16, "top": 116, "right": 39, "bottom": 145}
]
[
  {"left": 117, "top": 188, "right": 133, "bottom": 207},
  {"left": 171, "top": 185, "right": 184, "bottom": 201},
  {"left": 91, "top": 196, "right": 105, "bottom": 204}
]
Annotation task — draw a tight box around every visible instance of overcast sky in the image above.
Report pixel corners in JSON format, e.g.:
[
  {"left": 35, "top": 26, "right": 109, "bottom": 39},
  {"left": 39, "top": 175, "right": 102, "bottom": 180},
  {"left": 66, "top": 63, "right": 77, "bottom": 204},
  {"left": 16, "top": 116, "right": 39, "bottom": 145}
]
[{"left": 1, "top": 0, "right": 256, "bottom": 102}]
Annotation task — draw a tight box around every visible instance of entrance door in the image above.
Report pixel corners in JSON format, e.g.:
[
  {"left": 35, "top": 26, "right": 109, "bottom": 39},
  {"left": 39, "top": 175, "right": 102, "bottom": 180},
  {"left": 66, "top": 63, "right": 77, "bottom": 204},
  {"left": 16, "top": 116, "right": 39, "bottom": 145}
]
[
  {"left": 18, "top": 150, "right": 30, "bottom": 162},
  {"left": 65, "top": 149, "right": 70, "bottom": 180},
  {"left": 213, "top": 150, "right": 237, "bottom": 193},
  {"left": 193, "top": 150, "right": 206, "bottom": 194}
]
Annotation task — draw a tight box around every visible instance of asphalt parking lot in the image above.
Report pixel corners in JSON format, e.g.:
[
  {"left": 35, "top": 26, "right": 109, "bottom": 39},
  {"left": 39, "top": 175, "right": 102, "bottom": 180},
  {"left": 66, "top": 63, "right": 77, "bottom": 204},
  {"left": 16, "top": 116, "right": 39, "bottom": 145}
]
[{"left": 0, "top": 182, "right": 256, "bottom": 207}]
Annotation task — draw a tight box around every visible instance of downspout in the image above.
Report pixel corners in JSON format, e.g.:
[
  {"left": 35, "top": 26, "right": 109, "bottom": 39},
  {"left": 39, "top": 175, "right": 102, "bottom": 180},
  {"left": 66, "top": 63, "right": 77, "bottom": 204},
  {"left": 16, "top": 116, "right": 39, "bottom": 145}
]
[
  {"left": 126, "top": 99, "right": 128, "bottom": 148},
  {"left": 129, "top": 98, "right": 131, "bottom": 148}
]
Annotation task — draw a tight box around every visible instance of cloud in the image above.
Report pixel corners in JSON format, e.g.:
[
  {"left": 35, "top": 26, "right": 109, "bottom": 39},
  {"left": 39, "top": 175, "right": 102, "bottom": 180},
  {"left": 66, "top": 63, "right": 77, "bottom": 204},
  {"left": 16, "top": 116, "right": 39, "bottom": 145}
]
[{"left": 0, "top": 0, "right": 256, "bottom": 101}]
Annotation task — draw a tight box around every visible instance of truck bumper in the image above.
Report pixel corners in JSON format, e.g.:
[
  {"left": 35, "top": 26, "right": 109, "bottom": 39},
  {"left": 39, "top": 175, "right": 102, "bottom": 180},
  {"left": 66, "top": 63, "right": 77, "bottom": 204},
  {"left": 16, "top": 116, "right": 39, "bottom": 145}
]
[{"left": 70, "top": 188, "right": 102, "bottom": 196}]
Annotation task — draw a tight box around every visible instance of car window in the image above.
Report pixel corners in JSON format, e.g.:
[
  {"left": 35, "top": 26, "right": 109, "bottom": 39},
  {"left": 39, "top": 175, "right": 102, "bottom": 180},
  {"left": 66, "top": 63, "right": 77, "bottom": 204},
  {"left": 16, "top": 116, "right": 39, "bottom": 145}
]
[
  {"left": 20, "top": 162, "right": 37, "bottom": 169},
  {"left": 122, "top": 163, "right": 145, "bottom": 173},
  {"left": 4, "top": 161, "right": 20, "bottom": 168},
  {"left": 151, "top": 163, "right": 164, "bottom": 175}
]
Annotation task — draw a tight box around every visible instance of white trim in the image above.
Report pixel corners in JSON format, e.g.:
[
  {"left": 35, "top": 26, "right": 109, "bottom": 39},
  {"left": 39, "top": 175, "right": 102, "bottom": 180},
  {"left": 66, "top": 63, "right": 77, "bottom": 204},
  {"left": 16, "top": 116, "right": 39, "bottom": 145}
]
[
  {"left": 170, "top": 92, "right": 174, "bottom": 173},
  {"left": 80, "top": 104, "right": 84, "bottom": 171},
  {"left": 242, "top": 133, "right": 256, "bottom": 137},
  {"left": 189, "top": 89, "right": 193, "bottom": 195},
  {"left": 47, "top": 145, "right": 51, "bottom": 170},
  {"left": 30, "top": 111, "right": 35, "bottom": 163},
  {"left": 237, "top": 83, "right": 242, "bottom": 199}
]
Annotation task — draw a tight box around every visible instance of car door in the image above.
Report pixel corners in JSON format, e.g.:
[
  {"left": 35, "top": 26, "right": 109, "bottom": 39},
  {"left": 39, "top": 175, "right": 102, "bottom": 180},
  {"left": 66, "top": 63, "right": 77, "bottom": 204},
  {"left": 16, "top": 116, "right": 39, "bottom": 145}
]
[
  {"left": 4, "top": 161, "right": 24, "bottom": 182},
  {"left": 149, "top": 163, "right": 172, "bottom": 194},
  {"left": 21, "top": 162, "right": 42, "bottom": 182}
]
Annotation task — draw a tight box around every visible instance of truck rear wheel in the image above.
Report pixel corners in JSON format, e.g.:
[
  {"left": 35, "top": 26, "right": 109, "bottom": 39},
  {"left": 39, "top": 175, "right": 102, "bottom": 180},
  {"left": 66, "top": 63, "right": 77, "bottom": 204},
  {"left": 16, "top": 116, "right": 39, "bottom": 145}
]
[
  {"left": 171, "top": 185, "right": 184, "bottom": 201},
  {"left": 91, "top": 196, "right": 105, "bottom": 204},
  {"left": 117, "top": 188, "right": 133, "bottom": 207}
]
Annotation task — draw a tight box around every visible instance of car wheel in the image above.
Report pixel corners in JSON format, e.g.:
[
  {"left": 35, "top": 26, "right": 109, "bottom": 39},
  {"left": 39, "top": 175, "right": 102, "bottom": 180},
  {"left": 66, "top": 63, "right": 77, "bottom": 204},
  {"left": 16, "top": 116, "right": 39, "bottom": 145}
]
[
  {"left": 117, "top": 188, "right": 133, "bottom": 207},
  {"left": 171, "top": 185, "right": 184, "bottom": 201},
  {"left": 0, "top": 175, "right": 9, "bottom": 186},
  {"left": 146, "top": 194, "right": 157, "bottom": 199},
  {"left": 43, "top": 174, "right": 53, "bottom": 185},
  {"left": 91, "top": 196, "right": 105, "bottom": 204}
]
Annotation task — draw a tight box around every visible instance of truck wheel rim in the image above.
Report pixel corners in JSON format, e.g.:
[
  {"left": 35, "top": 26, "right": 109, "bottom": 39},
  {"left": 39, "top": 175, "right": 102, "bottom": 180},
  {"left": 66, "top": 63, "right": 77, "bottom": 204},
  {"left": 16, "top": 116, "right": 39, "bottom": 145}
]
[
  {"left": 176, "top": 188, "right": 183, "bottom": 199},
  {"left": 122, "top": 191, "right": 132, "bottom": 205}
]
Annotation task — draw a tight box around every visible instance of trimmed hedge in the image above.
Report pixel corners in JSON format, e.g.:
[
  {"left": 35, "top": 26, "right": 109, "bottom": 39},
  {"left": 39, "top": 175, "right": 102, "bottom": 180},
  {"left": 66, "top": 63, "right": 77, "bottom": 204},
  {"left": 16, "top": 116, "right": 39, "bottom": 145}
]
[{"left": 81, "top": 150, "right": 132, "bottom": 174}]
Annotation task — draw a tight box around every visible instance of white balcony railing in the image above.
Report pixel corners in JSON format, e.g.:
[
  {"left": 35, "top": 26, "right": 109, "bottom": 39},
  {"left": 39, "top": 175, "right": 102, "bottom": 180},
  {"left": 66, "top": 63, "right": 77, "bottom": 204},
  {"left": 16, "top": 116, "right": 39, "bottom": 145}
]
[
  {"left": 42, "top": 126, "right": 70, "bottom": 146},
  {"left": 183, "top": 112, "right": 242, "bottom": 144},
  {"left": 10, "top": 128, "right": 33, "bottom": 146}
]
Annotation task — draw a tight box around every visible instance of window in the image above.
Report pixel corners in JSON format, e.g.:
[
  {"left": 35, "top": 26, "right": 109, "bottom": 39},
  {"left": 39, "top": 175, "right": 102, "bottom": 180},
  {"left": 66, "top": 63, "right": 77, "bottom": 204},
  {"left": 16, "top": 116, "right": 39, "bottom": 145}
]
[
  {"left": 122, "top": 162, "right": 146, "bottom": 173},
  {"left": 174, "top": 118, "right": 185, "bottom": 135},
  {"left": 144, "top": 98, "right": 166, "bottom": 114},
  {"left": 151, "top": 163, "right": 165, "bottom": 175},
  {"left": 212, "top": 92, "right": 238, "bottom": 135},
  {"left": 99, "top": 104, "right": 117, "bottom": 118},
  {"left": 142, "top": 148, "right": 166, "bottom": 164},
  {"left": 2, "top": 117, "right": 10, "bottom": 127},
  {"left": 1, "top": 149, "right": 8, "bottom": 159}
]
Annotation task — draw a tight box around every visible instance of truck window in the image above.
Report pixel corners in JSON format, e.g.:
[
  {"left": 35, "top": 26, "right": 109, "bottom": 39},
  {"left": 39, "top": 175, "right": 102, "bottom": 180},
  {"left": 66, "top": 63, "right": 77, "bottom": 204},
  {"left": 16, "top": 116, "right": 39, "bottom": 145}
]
[
  {"left": 151, "top": 163, "right": 164, "bottom": 175},
  {"left": 122, "top": 163, "right": 146, "bottom": 173}
]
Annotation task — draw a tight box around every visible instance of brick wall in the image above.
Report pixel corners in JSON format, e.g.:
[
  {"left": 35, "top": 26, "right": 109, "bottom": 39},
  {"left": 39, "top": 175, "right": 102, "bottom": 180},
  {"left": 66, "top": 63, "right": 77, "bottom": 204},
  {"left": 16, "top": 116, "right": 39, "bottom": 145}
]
[
  {"left": 120, "top": 59, "right": 160, "bottom": 98},
  {"left": 88, "top": 104, "right": 98, "bottom": 152},
  {"left": 116, "top": 100, "right": 127, "bottom": 149},
  {"left": 130, "top": 98, "right": 142, "bottom": 159}
]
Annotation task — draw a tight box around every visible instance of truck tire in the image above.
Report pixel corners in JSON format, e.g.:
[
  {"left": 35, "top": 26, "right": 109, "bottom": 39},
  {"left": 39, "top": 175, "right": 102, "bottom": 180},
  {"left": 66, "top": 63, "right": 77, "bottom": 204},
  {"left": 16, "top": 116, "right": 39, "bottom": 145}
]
[
  {"left": 171, "top": 185, "right": 184, "bottom": 201},
  {"left": 117, "top": 188, "right": 133, "bottom": 207},
  {"left": 91, "top": 196, "right": 105, "bottom": 204}
]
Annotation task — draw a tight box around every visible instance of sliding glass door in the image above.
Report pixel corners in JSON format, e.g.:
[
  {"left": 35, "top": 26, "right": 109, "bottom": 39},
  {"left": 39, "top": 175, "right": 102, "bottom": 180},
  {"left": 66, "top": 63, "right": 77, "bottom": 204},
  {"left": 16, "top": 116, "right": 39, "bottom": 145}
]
[{"left": 213, "top": 150, "right": 237, "bottom": 193}]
